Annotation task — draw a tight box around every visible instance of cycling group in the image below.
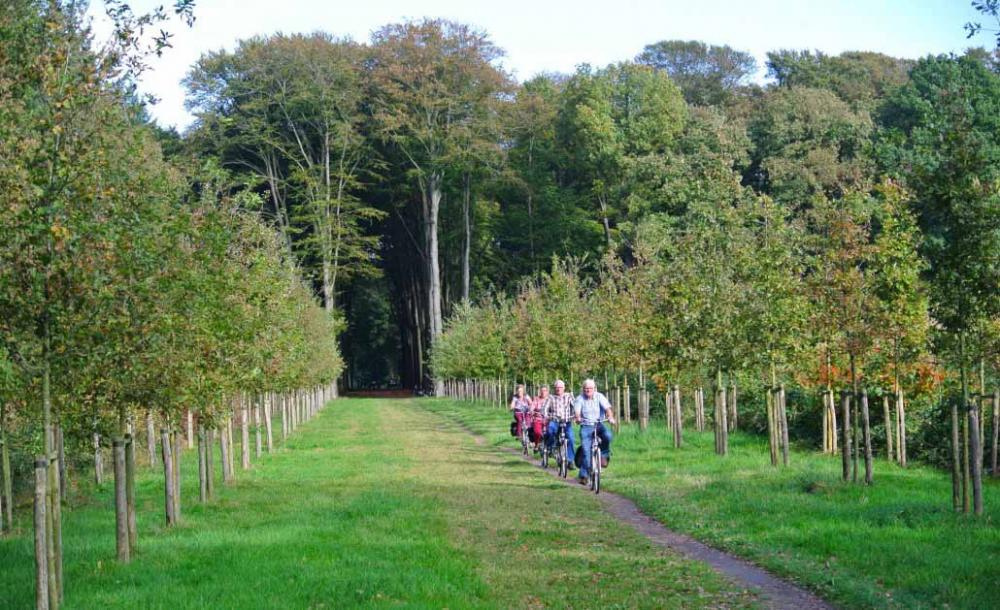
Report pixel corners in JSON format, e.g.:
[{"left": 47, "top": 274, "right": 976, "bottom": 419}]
[{"left": 510, "top": 378, "right": 615, "bottom": 492}]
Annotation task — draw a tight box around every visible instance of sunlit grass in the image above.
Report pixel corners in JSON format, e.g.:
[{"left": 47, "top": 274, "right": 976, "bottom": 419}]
[
  {"left": 423, "top": 398, "right": 1000, "bottom": 610},
  {"left": 0, "top": 399, "right": 754, "bottom": 609}
]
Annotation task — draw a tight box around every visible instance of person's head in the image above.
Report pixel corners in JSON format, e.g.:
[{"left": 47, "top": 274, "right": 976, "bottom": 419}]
[
  {"left": 554, "top": 379, "right": 565, "bottom": 395},
  {"left": 515, "top": 383, "right": 525, "bottom": 398},
  {"left": 539, "top": 385, "right": 549, "bottom": 398},
  {"left": 583, "top": 378, "right": 597, "bottom": 398}
]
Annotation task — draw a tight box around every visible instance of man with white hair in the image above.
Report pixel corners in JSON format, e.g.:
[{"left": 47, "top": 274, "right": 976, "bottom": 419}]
[
  {"left": 573, "top": 378, "right": 616, "bottom": 485},
  {"left": 542, "top": 379, "right": 576, "bottom": 470}
]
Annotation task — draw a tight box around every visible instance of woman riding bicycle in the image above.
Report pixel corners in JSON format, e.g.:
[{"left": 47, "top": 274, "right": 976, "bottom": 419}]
[
  {"left": 509, "top": 384, "right": 532, "bottom": 439},
  {"left": 530, "top": 386, "right": 549, "bottom": 452}
]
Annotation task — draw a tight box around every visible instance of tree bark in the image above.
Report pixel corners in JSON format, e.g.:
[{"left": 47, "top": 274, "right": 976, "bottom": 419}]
[
  {"left": 241, "top": 402, "right": 250, "bottom": 470},
  {"left": 92, "top": 432, "right": 103, "bottom": 486},
  {"left": 198, "top": 425, "right": 207, "bottom": 503},
  {"left": 462, "top": 172, "right": 471, "bottom": 302},
  {"left": 425, "top": 173, "right": 445, "bottom": 397},
  {"left": 112, "top": 440, "right": 129, "bottom": 562},
  {"left": 969, "top": 408, "right": 983, "bottom": 515},
  {"left": 125, "top": 434, "right": 137, "bottom": 553},
  {"left": 172, "top": 430, "right": 182, "bottom": 522},
  {"left": 766, "top": 387, "right": 778, "bottom": 466},
  {"left": 896, "top": 389, "right": 907, "bottom": 467},
  {"left": 161, "top": 429, "right": 176, "bottom": 526},
  {"left": 991, "top": 390, "right": 998, "bottom": 477},
  {"left": 34, "top": 458, "right": 49, "bottom": 610},
  {"left": 186, "top": 410, "right": 194, "bottom": 450},
  {"left": 2, "top": 403, "right": 13, "bottom": 532},
  {"left": 264, "top": 394, "right": 274, "bottom": 453},
  {"left": 219, "top": 425, "right": 232, "bottom": 485},
  {"left": 778, "top": 385, "right": 790, "bottom": 467},
  {"left": 883, "top": 394, "right": 894, "bottom": 463},
  {"left": 841, "top": 391, "right": 851, "bottom": 482},
  {"left": 951, "top": 395, "right": 962, "bottom": 511},
  {"left": 254, "top": 395, "right": 262, "bottom": 459},
  {"left": 861, "top": 391, "right": 873, "bottom": 485},
  {"left": 146, "top": 411, "right": 156, "bottom": 468},
  {"left": 206, "top": 428, "right": 215, "bottom": 500}
]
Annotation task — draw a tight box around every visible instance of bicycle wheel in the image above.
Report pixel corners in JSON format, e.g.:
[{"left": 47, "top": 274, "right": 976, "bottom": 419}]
[
  {"left": 591, "top": 441, "right": 601, "bottom": 493},
  {"left": 540, "top": 444, "right": 548, "bottom": 468},
  {"left": 558, "top": 438, "right": 568, "bottom": 478}
]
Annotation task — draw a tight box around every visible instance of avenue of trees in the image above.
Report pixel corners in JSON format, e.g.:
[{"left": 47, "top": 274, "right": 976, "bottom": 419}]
[
  {"left": 1, "top": 3, "right": 341, "bottom": 608},
  {"left": 176, "top": 5, "right": 997, "bottom": 513},
  {"left": 2, "top": 0, "right": 998, "bottom": 606}
]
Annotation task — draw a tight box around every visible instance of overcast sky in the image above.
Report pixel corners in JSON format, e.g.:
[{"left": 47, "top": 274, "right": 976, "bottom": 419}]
[{"left": 86, "top": 0, "right": 989, "bottom": 131}]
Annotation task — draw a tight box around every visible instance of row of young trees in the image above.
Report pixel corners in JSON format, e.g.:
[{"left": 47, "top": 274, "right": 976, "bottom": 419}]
[
  {"left": 0, "top": 3, "right": 343, "bottom": 608},
  {"left": 431, "top": 48, "right": 1000, "bottom": 508}
]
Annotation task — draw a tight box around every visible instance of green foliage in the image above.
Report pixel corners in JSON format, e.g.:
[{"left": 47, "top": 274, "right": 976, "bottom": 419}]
[{"left": 637, "top": 40, "right": 758, "bottom": 106}]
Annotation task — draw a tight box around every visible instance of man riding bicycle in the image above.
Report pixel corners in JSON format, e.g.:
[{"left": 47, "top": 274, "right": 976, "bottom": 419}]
[
  {"left": 573, "top": 379, "right": 615, "bottom": 485},
  {"left": 543, "top": 380, "right": 576, "bottom": 471}
]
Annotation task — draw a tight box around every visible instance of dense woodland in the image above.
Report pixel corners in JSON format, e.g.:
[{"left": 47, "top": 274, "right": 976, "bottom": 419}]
[{"left": 1, "top": 0, "right": 999, "bottom": 608}]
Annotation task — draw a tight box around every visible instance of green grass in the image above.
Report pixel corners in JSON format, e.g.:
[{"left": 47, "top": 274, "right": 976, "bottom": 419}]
[
  {"left": 422, "top": 398, "right": 1000, "bottom": 610},
  {"left": 0, "top": 399, "right": 755, "bottom": 609}
]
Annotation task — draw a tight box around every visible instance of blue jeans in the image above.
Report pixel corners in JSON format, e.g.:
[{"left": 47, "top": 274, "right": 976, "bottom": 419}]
[
  {"left": 579, "top": 423, "right": 612, "bottom": 480},
  {"left": 545, "top": 421, "right": 575, "bottom": 464}
]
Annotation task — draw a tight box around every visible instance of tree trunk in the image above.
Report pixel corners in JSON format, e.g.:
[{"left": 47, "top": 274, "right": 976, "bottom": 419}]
[
  {"left": 125, "top": 434, "right": 137, "bottom": 553},
  {"left": 883, "top": 394, "right": 894, "bottom": 463},
  {"left": 206, "top": 429, "right": 214, "bottom": 500},
  {"left": 2, "top": 404, "right": 14, "bottom": 532},
  {"left": 146, "top": 411, "right": 156, "bottom": 468},
  {"left": 462, "top": 172, "right": 471, "bottom": 302},
  {"left": 850, "top": 357, "right": 860, "bottom": 483},
  {"left": 969, "top": 408, "right": 983, "bottom": 515},
  {"left": 728, "top": 384, "right": 737, "bottom": 431},
  {"left": 896, "top": 389, "right": 907, "bottom": 467},
  {"left": 766, "top": 387, "right": 778, "bottom": 466},
  {"left": 254, "top": 395, "right": 262, "bottom": 459},
  {"left": 220, "top": 425, "right": 232, "bottom": 485},
  {"left": 112, "top": 440, "right": 129, "bottom": 562},
  {"left": 861, "top": 391, "right": 873, "bottom": 485},
  {"left": 841, "top": 391, "right": 851, "bottom": 482},
  {"left": 951, "top": 395, "right": 962, "bottom": 511},
  {"left": 172, "top": 430, "right": 182, "bottom": 522},
  {"left": 92, "top": 432, "right": 103, "bottom": 486},
  {"left": 186, "top": 410, "right": 194, "bottom": 450},
  {"left": 241, "top": 403, "right": 250, "bottom": 470},
  {"left": 161, "top": 429, "right": 176, "bottom": 526},
  {"left": 779, "top": 385, "right": 790, "bottom": 467},
  {"left": 991, "top": 390, "right": 998, "bottom": 477},
  {"left": 425, "top": 173, "right": 445, "bottom": 397},
  {"left": 198, "top": 425, "right": 207, "bottom": 503},
  {"left": 56, "top": 427, "right": 65, "bottom": 501},
  {"left": 227, "top": 417, "right": 236, "bottom": 477},
  {"left": 264, "top": 394, "right": 274, "bottom": 453},
  {"left": 34, "top": 458, "right": 49, "bottom": 610}
]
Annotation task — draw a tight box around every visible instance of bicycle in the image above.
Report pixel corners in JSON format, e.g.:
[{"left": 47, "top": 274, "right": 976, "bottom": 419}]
[
  {"left": 539, "top": 426, "right": 550, "bottom": 468},
  {"left": 519, "top": 412, "right": 531, "bottom": 456},
  {"left": 554, "top": 419, "right": 570, "bottom": 478},
  {"left": 589, "top": 422, "right": 607, "bottom": 494}
]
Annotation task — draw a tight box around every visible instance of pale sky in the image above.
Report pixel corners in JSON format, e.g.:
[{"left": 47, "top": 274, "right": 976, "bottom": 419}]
[{"left": 86, "top": 0, "right": 989, "bottom": 131}]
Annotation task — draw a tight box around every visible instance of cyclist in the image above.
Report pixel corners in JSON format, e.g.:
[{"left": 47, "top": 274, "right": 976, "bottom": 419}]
[
  {"left": 573, "top": 379, "right": 615, "bottom": 485},
  {"left": 509, "top": 384, "right": 532, "bottom": 439},
  {"left": 543, "top": 380, "right": 576, "bottom": 471},
  {"left": 530, "top": 385, "right": 549, "bottom": 453}
]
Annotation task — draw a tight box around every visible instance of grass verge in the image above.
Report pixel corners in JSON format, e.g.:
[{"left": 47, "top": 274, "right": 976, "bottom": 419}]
[
  {"left": 421, "top": 398, "right": 1000, "bottom": 610},
  {"left": 0, "top": 399, "right": 755, "bottom": 609}
]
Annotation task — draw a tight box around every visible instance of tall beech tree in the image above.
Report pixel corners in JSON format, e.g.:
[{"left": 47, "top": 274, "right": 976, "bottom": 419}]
[{"left": 368, "top": 19, "right": 510, "bottom": 394}]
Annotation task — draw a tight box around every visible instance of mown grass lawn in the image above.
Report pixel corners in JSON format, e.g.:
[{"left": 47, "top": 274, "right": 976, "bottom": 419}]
[
  {"left": 422, "top": 398, "right": 1000, "bottom": 610},
  {"left": 0, "top": 399, "right": 753, "bottom": 609}
]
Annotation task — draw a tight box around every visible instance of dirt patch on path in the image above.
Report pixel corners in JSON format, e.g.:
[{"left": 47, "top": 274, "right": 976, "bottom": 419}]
[{"left": 450, "top": 418, "right": 834, "bottom": 610}]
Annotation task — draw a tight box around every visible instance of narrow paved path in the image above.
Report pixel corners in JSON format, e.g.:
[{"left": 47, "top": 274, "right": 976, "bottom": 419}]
[{"left": 433, "top": 404, "right": 834, "bottom": 610}]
